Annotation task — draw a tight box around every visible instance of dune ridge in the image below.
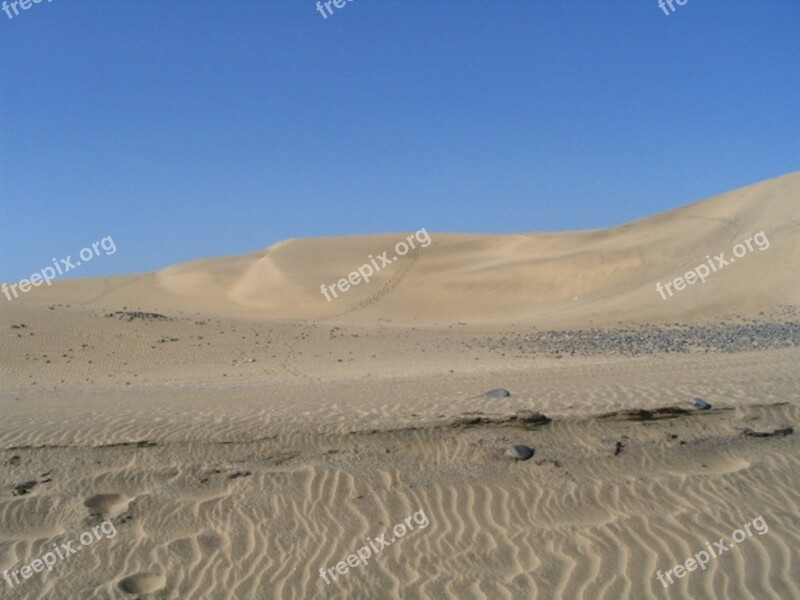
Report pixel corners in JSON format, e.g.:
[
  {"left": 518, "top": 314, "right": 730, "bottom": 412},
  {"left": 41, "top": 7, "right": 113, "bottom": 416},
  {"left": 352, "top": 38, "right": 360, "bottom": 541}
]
[{"left": 5, "top": 171, "right": 797, "bottom": 327}]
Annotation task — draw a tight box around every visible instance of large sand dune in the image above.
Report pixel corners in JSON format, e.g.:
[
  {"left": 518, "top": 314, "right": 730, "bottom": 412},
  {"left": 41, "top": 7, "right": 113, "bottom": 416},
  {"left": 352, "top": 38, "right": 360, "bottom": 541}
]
[
  {"left": 17, "top": 171, "right": 798, "bottom": 326},
  {"left": 1, "top": 173, "right": 799, "bottom": 599}
]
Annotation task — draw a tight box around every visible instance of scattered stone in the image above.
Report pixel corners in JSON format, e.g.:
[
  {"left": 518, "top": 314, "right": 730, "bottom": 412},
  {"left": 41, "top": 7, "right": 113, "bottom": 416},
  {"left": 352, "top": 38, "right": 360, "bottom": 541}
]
[
  {"left": 228, "top": 471, "right": 252, "bottom": 480},
  {"left": 691, "top": 398, "right": 712, "bottom": 410},
  {"left": 515, "top": 410, "right": 552, "bottom": 426},
  {"left": 743, "top": 427, "right": 794, "bottom": 438},
  {"left": 485, "top": 388, "right": 511, "bottom": 399},
  {"left": 12, "top": 480, "right": 37, "bottom": 496},
  {"left": 106, "top": 311, "right": 171, "bottom": 322},
  {"left": 614, "top": 441, "right": 625, "bottom": 456},
  {"left": 477, "top": 319, "right": 800, "bottom": 357},
  {"left": 505, "top": 445, "right": 534, "bottom": 461}
]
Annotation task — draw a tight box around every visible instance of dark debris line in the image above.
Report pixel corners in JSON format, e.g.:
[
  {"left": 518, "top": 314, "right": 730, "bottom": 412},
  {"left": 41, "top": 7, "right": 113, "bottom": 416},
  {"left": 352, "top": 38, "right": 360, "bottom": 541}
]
[{"left": 478, "top": 321, "right": 800, "bottom": 357}]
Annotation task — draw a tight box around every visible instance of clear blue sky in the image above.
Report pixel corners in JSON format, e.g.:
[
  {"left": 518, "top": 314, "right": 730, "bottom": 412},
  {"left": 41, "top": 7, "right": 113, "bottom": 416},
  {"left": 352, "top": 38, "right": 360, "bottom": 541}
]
[{"left": 1, "top": 0, "right": 798, "bottom": 281}]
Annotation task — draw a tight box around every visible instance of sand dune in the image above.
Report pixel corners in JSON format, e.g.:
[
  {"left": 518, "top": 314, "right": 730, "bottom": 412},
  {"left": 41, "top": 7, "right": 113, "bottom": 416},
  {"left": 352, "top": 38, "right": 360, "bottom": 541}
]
[
  {"left": 16, "top": 171, "right": 798, "bottom": 326},
  {"left": 162, "top": 171, "right": 799, "bottom": 325},
  {"left": 1, "top": 173, "right": 799, "bottom": 599}
]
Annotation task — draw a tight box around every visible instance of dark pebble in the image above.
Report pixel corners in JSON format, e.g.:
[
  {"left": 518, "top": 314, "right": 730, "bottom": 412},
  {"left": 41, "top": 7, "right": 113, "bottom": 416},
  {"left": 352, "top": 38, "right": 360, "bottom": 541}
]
[
  {"left": 691, "top": 398, "right": 712, "bottom": 410},
  {"left": 505, "top": 445, "right": 534, "bottom": 461}
]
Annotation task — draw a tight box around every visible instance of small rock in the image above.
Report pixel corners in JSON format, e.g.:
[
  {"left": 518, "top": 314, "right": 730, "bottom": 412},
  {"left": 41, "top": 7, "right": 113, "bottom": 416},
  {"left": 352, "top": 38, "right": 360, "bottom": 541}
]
[
  {"left": 743, "top": 427, "right": 793, "bottom": 438},
  {"left": 12, "top": 481, "right": 37, "bottom": 496},
  {"left": 691, "top": 398, "right": 712, "bottom": 410},
  {"left": 505, "top": 445, "right": 534, "bottom": 461},
  {"left": 485, "top": 388, "right": 511, "bottom": 399},
  {"left": 516, "top": 411, "right": 552, "bottom": 426}
]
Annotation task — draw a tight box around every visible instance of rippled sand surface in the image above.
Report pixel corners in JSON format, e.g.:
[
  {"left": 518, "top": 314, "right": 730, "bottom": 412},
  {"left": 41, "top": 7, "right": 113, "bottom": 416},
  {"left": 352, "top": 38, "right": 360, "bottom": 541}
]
[{"left": 1, "top": 173, "right": 799, "bottom": 598}]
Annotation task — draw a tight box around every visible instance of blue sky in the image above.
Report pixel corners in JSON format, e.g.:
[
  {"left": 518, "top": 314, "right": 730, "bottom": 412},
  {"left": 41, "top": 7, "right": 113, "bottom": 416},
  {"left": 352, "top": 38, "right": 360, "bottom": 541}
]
[{"left": 1, "top": 0, "right": 798, "bottom": 281}]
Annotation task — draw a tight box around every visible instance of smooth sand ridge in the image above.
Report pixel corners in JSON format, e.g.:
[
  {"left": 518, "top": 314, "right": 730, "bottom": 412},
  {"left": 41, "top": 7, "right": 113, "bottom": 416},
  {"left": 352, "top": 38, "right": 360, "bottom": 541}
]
[
  {"left": 201, "top": 171, "right": 799, "bottom": 325},
  {"left": 9, "top": 171, "right": 799, "bottom": 326}
]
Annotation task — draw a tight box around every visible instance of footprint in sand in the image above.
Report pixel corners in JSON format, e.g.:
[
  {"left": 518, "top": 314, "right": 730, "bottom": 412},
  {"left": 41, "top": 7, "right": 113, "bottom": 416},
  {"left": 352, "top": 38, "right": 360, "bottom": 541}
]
[
  {"left": 84, "top": 493, "right": 130, "bottom": 520},
  {"left": 118, "top": 573, "right": 166, "bottom": 595}
]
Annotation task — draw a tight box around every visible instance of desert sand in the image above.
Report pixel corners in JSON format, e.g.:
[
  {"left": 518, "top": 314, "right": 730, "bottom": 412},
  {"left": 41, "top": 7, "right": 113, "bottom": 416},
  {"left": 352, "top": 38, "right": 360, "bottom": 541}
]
[{"left": 1, "top": 172, "right": 799, "bottom": 599}]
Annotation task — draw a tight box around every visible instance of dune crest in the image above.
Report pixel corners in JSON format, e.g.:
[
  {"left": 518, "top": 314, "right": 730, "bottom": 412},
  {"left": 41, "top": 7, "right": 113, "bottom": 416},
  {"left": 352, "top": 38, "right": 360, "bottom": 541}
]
[{"left": 18, "top": 172, "right": 798, "bottom": 326}]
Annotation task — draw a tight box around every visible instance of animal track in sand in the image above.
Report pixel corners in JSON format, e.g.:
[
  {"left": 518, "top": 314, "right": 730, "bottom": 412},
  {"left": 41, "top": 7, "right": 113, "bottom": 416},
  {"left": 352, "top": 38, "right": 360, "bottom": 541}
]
[
  {"left": 118, "top": 573, "right": 166, "bottom": 595},
  {"left": 84, "top": 493, "right": 131, "bottom": 519}
]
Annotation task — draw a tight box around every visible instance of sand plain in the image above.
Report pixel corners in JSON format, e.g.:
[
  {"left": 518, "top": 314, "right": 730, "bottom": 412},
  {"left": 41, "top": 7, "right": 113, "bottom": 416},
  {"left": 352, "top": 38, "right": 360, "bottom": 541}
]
[{"left": 1, "top": 173, "right": 799, "bottom": 599}]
